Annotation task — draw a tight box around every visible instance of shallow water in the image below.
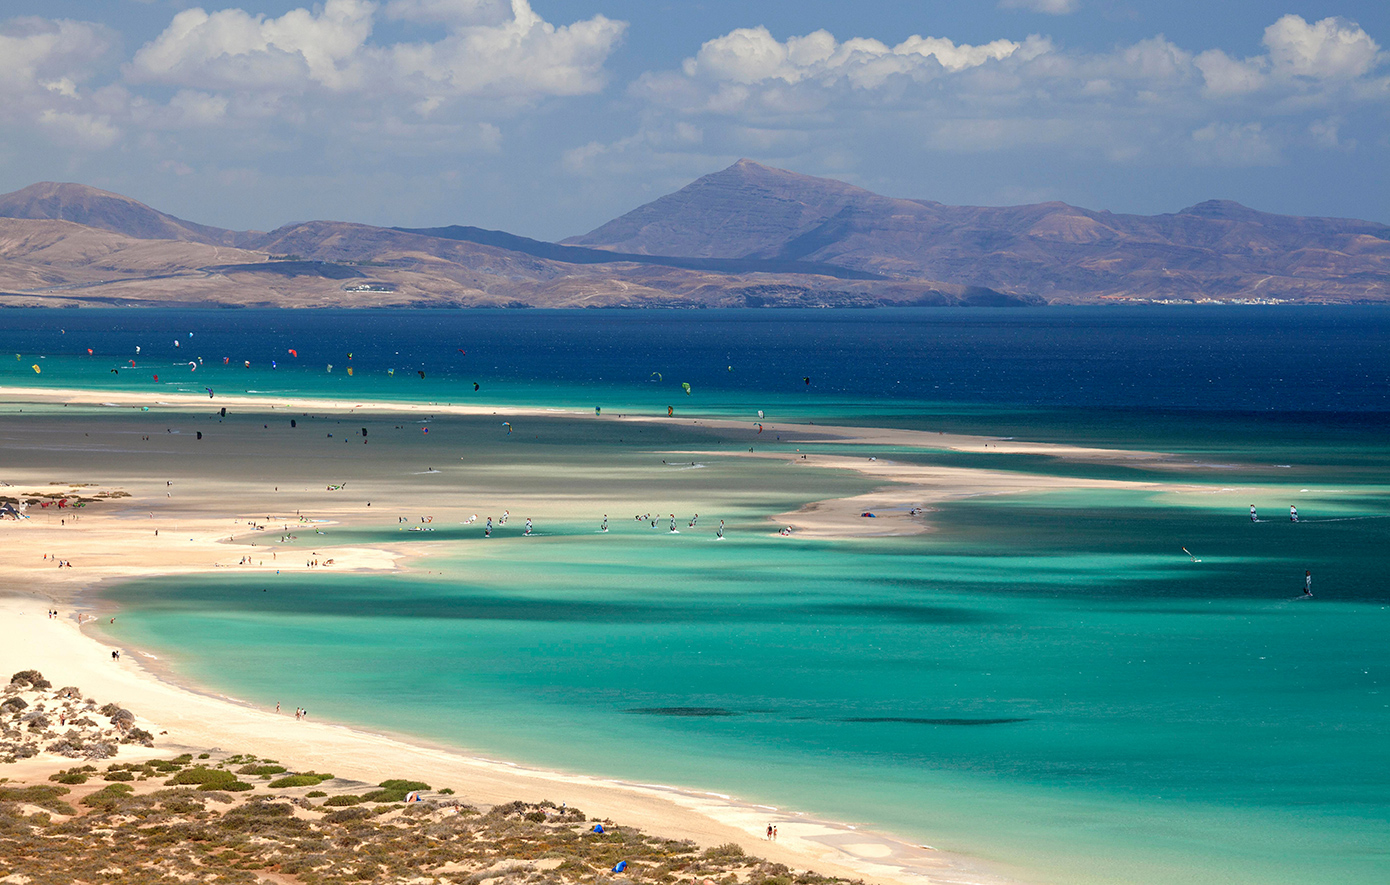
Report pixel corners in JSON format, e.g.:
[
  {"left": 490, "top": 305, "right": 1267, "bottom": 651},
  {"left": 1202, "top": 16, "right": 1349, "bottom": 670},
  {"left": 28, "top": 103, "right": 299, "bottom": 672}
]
[{"left": 6, "top": 308, "right": 1386, "bottom": 885}]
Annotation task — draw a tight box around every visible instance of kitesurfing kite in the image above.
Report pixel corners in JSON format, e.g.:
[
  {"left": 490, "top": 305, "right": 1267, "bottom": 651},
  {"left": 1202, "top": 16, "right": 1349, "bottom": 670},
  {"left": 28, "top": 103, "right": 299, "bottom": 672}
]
[
  {"left": 682, "top": 382, "right": 692, "bottom": 395},
  {"left": 650, "top": 372, "right": 662, "bottom": 382},
  {"left": 418, "top": 370, "right": 426, "bottom": 379},
  {"left": 473, "top": 382, "right": 479, "bottom": 391},
  {"left": 188, "top": 362, "right": 197, "bottom": 371},
  {"left": 206, "top": 388, "right": 214, "bottom": 398},
  {"left": 347, "top": 367, "right": 354, "bottom": 376},
  {"left": 31, "top": 364, "right": 40, "bottom": 374},
  {"left": 288, "top": 349, "right": 298, "bottom": 357},
  {"left": 757, "top": 410, "right": 764, "bottom": 418},
  {"left": 457, "top": 349, "right": 466, "bottom": 355},
  {"left": 502, "top": 422, "right": 512, "bottom": 434},
  {"left": 87, "top": 348, "right": 93, "bottom": 354}
]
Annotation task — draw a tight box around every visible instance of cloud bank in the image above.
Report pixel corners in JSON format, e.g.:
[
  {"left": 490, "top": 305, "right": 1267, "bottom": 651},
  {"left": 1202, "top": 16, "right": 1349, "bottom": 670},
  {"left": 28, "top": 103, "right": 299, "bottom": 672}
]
[{"left": 0, "top": 6, "right": 1384, "bottom": 233}]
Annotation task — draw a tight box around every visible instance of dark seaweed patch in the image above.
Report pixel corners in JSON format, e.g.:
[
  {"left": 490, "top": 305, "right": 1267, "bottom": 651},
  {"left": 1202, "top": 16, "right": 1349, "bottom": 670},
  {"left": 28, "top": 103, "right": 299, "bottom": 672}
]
[
  {"left": 841, "top": 717, "right": 1030, "bottom": 726},
  {"left": 625, "top": 707, "right": 739, "bottom": 717}
]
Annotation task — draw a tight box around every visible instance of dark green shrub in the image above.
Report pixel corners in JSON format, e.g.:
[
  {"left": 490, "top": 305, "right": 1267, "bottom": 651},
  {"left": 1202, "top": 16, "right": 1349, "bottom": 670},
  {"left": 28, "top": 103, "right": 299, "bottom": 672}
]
[
  {"left": 267, "top": 771, "right": 333, "bottom": 788},
  {"left": 81, "top": 783, "right": 135, "bottom": 811},
  {"left": 166, "top": 766, "right": 244, "bottom": 791},
  {"left": 324, "top": 807, "right": 372, "bottom": 824},
  {"left": 103, "top": 770, "right": 135, "bottom": 782},
  {"left": 212, "top": 781, "right": 254, "bottom": 792},
  {"left": 0, "top": 785, "right": 75, "bottom": 815},
  {"left": 49, "top": 767, "right": 93, "bottom": 785},
  {"left": 9, "top": 670, "right": 50, "bottom": 690},
  {"left": 323, "top": 795, "right": 364, "bottom": 807},
  {"left": 363, "top": 779, "right": 429, "bottom": 802},
  {"left": 237, "top": 764, "right": 287, "bottom": 776},
  {"left": 306, "top": 790, "right": 327, "bottom": 798}
]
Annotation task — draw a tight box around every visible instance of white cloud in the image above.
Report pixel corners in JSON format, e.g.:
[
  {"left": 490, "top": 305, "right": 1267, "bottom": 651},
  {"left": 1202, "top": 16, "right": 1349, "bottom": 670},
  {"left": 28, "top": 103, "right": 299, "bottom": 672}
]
[
  {"left": 1194, "top": 49, "right": 1266, "bottom": 96},
  {"left": 0, "top": 17, "right": 115, "bottom": 98},
  {"left": 128, "top": 0, "right": 376, "bottom": 91},
  {"left": 168, "top": 90, "right": 230, "bottom": 125},
  {"left": 38, "top": 109, "right": 120, "bottom": 148},
  {"left": 622, "top": 15, "right": 1388, "bottom": 171},
  {"left": 679, "top": 25, "right": 1025, "bottom": 89},
  {"left": 999, "top": 0, "right": 1079, "bottom": 15},
  {"left": 127, "top": 0, "right": 624, "bottom": 99},
  {"left": 1263, "top": 14, "right": 1381, "bottom": 80},
  {"left": 384, "top": 0, "right": 626, "bottom": 97}
]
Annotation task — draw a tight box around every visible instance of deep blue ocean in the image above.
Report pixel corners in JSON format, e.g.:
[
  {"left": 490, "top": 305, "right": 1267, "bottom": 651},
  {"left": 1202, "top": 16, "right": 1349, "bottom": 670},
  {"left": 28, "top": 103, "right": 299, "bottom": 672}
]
[{"left": 3, "top": 307, "right": 1387, "bottom": 885}]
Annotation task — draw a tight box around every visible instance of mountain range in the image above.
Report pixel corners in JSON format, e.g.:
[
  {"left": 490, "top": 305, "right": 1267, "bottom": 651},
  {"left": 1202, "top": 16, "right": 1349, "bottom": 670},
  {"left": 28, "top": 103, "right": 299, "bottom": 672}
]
[{"left": 1, "top": 163, "right": 1385, "bottom": 308}]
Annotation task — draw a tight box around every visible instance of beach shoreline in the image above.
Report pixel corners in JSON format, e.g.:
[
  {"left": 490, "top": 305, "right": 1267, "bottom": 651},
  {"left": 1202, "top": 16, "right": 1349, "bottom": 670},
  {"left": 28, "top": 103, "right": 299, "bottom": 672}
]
[
  {"left": 0, "top": 382, "right": 1223, "bottom": 885},
  {"left": 0, "top": 587, "right": 1022, "bottom": 885}
]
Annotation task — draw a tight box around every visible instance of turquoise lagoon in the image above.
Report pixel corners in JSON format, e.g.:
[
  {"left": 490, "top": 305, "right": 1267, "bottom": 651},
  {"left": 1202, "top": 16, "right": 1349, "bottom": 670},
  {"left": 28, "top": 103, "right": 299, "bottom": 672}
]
[{"left": 3, "top": 308, "right": 1386, "bottom": 885}]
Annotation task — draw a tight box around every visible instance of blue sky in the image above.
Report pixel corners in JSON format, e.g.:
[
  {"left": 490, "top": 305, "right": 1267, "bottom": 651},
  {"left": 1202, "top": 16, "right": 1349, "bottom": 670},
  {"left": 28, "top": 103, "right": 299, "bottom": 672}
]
[{"left": 1, "top": 1, "right": 1386, "bottom": 239}]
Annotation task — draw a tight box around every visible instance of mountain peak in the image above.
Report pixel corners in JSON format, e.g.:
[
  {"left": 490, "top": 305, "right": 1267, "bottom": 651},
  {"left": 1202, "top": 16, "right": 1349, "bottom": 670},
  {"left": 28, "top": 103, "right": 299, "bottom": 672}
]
[
  {"left": 1177, "top": 199, "right": 1261, "bottom": 220},
  {"left": 0, "top": 181, "right": 243, "bottom": 245},
  {"left": 564, "top": 160, "right": 880, "bottom": 258}
]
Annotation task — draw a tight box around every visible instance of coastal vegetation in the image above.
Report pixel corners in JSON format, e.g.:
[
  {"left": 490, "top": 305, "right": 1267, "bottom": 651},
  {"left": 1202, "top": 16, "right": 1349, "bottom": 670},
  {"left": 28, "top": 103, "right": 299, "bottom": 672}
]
[{"left": 2, "top": 746, "right": 852, "bottom": 885}]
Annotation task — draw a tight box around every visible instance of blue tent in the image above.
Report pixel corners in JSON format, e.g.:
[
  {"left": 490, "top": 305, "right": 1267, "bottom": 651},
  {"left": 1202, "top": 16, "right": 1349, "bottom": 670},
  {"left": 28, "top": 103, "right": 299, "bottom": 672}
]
[
  {"left": 592, "top": 824, "right": 604, "bottom": 834},
  {"left": 613, "top": 861, "right": 627, "bottom": 873}
]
